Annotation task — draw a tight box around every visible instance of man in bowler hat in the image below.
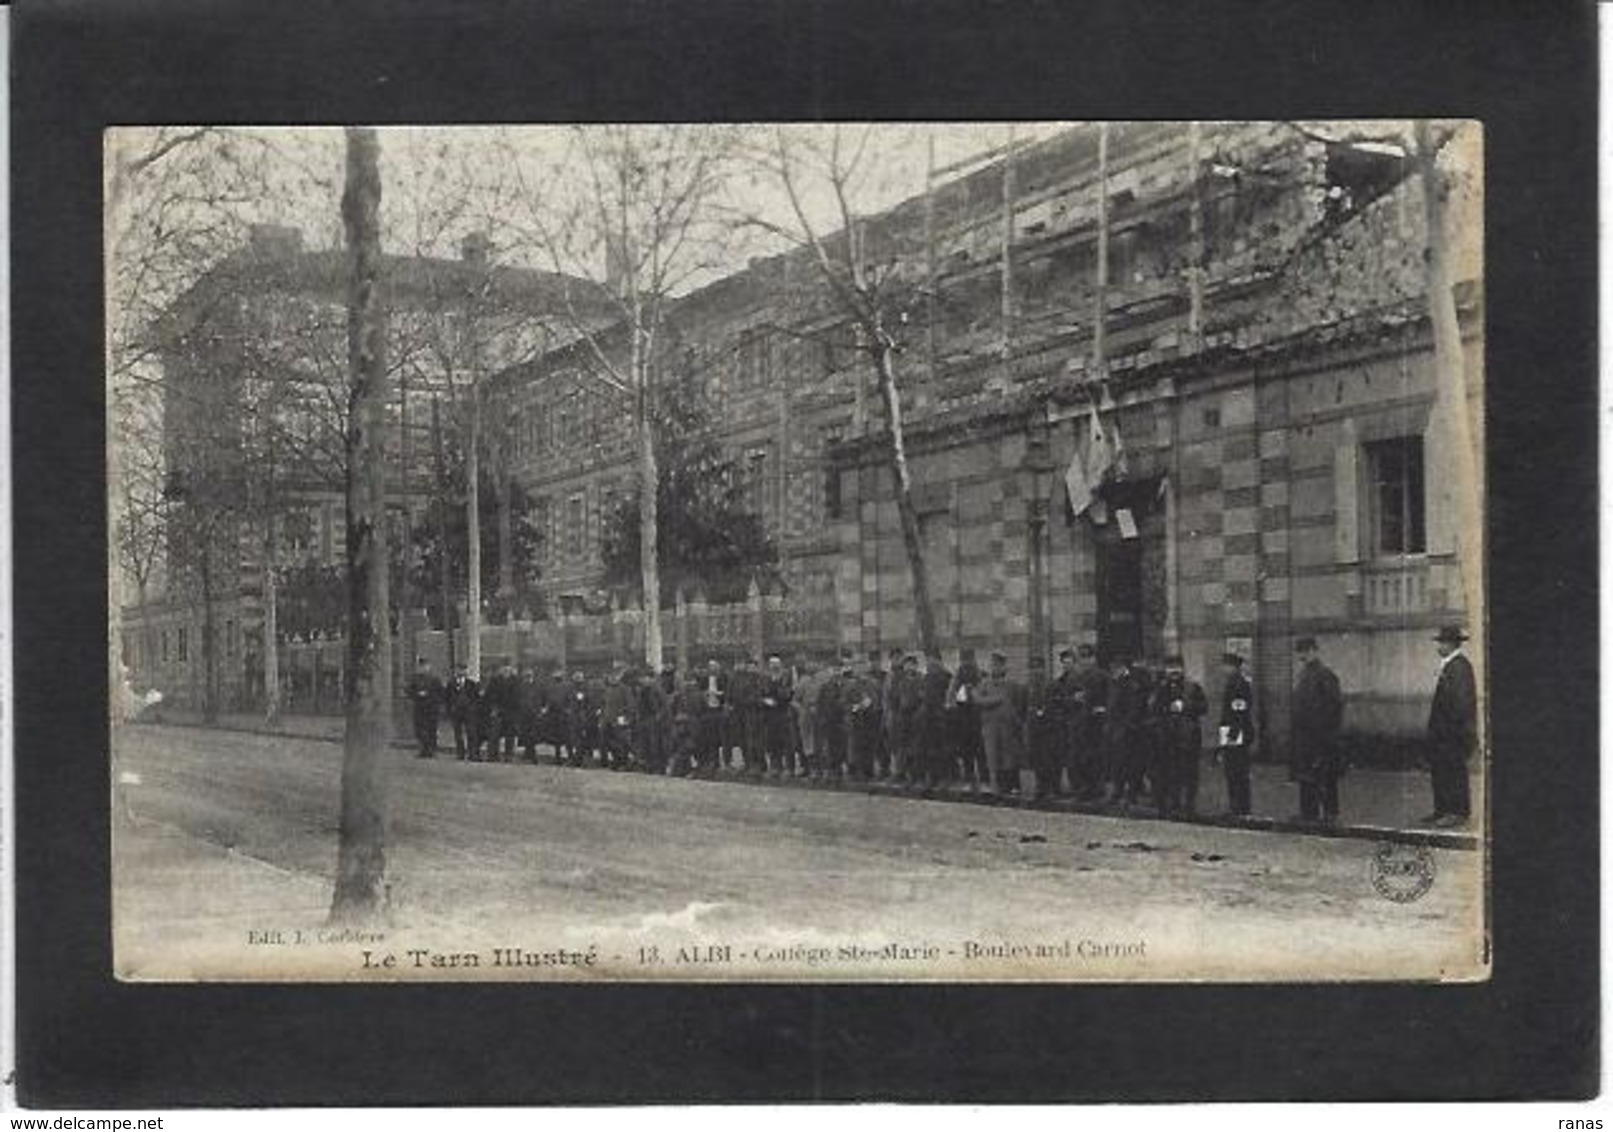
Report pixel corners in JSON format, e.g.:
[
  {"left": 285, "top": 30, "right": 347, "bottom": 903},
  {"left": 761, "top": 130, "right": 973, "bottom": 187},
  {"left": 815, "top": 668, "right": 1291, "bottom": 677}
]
[
  {"left": 1289, "top": 636, "right": 1344, "bottom": 824},
  {"left": 1422, "top": 625, "right": 1477, "bottom": 828},
  {"left": 1217, "top": 652, "right": 1256, "bottom": 816}
]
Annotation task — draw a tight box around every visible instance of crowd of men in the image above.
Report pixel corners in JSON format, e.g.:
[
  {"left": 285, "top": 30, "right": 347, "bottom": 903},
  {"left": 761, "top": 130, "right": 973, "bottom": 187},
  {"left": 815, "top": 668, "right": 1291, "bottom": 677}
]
[
  {"left": 403, "top": 643, "right": 1275, "bottom": 822},
  {"left": 403, "top": 622, "right": 1476, "bottom": 830}
]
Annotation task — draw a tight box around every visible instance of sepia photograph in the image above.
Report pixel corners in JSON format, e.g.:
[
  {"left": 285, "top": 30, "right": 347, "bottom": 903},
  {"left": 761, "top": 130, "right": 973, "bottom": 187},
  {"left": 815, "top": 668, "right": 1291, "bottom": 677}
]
[{"left": 107, "top": 119, "right": 1487, "bottom": 983}]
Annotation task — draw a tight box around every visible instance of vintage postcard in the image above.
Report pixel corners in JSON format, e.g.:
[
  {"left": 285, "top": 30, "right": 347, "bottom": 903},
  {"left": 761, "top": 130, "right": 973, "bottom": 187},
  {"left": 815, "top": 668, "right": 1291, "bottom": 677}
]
[{"left": 108, "top": 121, "right": 1486, "bottom": 982}]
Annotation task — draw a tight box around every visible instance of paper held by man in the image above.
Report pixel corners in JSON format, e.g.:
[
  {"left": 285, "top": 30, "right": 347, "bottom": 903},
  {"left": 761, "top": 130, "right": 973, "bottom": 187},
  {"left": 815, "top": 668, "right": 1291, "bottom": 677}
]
[{"left": 107, "top": 120, "right": 1487, "bottom": 983}]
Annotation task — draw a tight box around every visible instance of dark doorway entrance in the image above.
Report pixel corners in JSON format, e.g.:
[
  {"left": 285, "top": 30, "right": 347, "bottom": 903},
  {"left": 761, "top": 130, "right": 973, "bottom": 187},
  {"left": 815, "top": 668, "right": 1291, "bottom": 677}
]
[
  {"left": 1088, "top": 474, "right": 1167, "bottom": 666},
  {"left": 1096, "top": 538, "right": 1143, "bottom": 664}
]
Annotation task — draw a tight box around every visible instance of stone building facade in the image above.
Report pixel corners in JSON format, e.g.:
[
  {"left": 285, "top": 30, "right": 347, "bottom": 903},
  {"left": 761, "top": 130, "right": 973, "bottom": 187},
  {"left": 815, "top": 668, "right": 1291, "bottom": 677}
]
[{"left": 502, "top": 120, "right": 1481, "bottom": 751}]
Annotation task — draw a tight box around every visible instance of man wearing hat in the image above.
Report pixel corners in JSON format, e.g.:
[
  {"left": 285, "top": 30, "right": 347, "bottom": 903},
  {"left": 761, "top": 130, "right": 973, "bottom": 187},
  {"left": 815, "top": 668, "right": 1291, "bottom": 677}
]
[
  {"left": 404, "top": 656, "right": 444, "bottom": 758},
  {"left": 888, "top": 652, "right": 925, "bottom": 787},
  {"left": 1290, "top": 636, "right": 1345, "bottom": 824},
  {"left": 1150, "top": 654, "right": 1208, "bottom": 818},
  {"left": 814, "top": 651, "right": 854, "bottom": 781},
  {"left": 975, "top": 650, "right": 1025, "bottom": 796},
  {"left": 946, "top": 647, "right": 986, "bottom": 793},
  {"left": 845, "top": 653, "right": 883, "bottom": 781},
  {"left": 917, "top": 648, "right": 954, "bottom": 792},
  {"left": 1103, "top": 653, "right": 1148, "bottom": 808},
  {"left": 444, "top": 663, "right": 480, "bottom": 761},
  {"left": 1423, "top": 625, "right": 1477, "bottom": 827},
  {"left": 1071, "top": 644, "right": 1110, "bottom": 800},
  {"left": 1217, "top": 651, "right": 1256, "bottom": 816},
  {"left": 1025, "top": 654, "right": 1063, "bottom": 800}
]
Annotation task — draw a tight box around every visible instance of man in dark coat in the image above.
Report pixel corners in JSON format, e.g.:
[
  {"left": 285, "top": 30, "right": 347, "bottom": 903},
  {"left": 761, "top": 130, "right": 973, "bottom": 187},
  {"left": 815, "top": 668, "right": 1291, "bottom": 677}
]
[
  {"left": 517, "top": 664, "right": 546, "bottom": 763},
  {"left": 1217, "top": 652, "right": 1256, "bottom": 816},
  {"left": 1047, "top": 647, "right": 1083, "bottom": 796},
  {"left": 1025, "top": 655, "right": 1063, "bottom": 799},
  {"left": 444, "top": 665, "right": 480, "bottom": 760},
  {"left": 917, "top": 649, "right": 954, "bottom": 791},
  {"left": 563, "top": 669, "right": 597, "bottom": 768},
  {"left": 1104, "top": 654, "right": 1148, "bottom": 808},
  {"left": 1423, "top": 625, "right": 1477, "bottom": 827},
  {"left": 404, "top": 656, "right": 444, "bottom": 758},
  {"left": 1073, "top": 644, "right": 1110, "bottom": 800},
  {"left": 638, "top": 663, "right": 672, "bottom": 774},
  {"left": 844, "top": 655, "right": 883, "bottom": 781},
  {"left": 483, "top": 661, "right": 521, "bottom": 762},
  {"left": 946, "top": 648, "right": 985, "bottom": 792},
  {"left": 599, "top": 664, "right": 637, "bottom": 771},
  {"left": 1150, "top": 654, "right": 1209, "bottom": 818},
  {"left": 1290, "top": 636, "right": 1345, "bottom": 823},
  {"left": 669, "top": 675, "right": 704, "bottom": 777},
  {"left": 888, "top": 653, "right": 924, "bottom": 788},
  {"left": 697, "top": 658, "right": 729, "bottom": 775},
  {"left": 760, "top": 655, "right": 795, "bottom": 777},
  {"left": 729, "top": 656, "right": 764, "bottom": 775},
  {"left": 541, "top": 669, "right": 568, "bottom": 762},
  {"left": 814, "top": 655, "right": 851, "bottom": 781}
]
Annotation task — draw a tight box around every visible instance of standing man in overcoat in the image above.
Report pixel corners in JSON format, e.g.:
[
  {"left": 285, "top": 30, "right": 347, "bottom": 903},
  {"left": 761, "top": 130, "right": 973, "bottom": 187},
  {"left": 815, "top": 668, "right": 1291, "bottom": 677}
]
[
  {"left": 1150, "top": 654, "right": 1208, "bottom": 818},
  {"left": 975, "top": 650, "right": 1025, "bottom": 796},
  {"left": 404, "top": 656, "right": 444, "bottom": 759},
  {"left": 1422, "top": 625, "right": 1477, "bottom": 828},
  {"left": 1217, "top": 651, "right": 1256, "bottom": 816},
  {"left": 1290, "top": 636, "right": 1345, "bottom": 824},
  {"left": 444, "top": 664, "right": 479, "bottom": 761},
  {"left": 918, "top": 649, "right": 954, "bottom": 792}
]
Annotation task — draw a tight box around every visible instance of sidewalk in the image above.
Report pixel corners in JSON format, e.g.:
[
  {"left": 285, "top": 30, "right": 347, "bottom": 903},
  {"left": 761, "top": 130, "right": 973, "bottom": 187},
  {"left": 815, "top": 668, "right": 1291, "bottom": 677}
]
[{"left": 140, "top": 709, "right": 1480, "bottom": 850}]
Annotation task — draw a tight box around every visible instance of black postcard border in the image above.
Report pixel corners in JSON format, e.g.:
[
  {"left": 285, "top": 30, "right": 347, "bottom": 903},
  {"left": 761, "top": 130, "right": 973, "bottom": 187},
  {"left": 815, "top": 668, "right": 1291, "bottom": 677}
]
[{"left": 11, "top": 0, "right": 1599, "bottom": 1106}]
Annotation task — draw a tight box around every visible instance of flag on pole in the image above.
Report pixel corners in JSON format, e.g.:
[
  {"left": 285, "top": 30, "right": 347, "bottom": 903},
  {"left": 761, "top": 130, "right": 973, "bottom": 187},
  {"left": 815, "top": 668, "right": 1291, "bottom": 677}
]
[{"left": 1065, "top": 398, "right": 1118, "bottom": 523}]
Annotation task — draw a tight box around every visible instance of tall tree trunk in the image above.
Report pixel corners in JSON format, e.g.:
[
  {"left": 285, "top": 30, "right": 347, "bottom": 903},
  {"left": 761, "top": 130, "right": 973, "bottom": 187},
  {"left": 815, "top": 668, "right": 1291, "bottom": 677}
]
[
  {"left": 200, "top": 542, "right": 217, "bottom": 723},
  {"left": 330, "top": 125, "right": 393, "bottom": 926},
  {"left": 431, "top": 395, "right": 456, "bottom": 667},
  {"left": 1416, "top": 120, "right": 1483, "bottom": 687},
  {"left": 263, "top": 512, "right": 281, "bottom": 726},
  {"left": 635, "top": 326, "right": 664, "bottom": 668},
  {"left": 496, "top": 452, "right": 515, "bottom": 613},
  {"left": 466, "top": 391, "right": 483, "bottom": 680},
  {"left": 874, "top": 342, "right": 937, "bottom": 654}
]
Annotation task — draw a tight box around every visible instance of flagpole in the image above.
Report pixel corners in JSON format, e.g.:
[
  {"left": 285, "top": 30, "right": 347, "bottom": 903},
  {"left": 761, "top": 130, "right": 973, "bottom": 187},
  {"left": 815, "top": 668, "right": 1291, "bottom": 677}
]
[
  {"left": 1000, "top": 123, "right": 1017, "bottom": 363},
  {"left": 1093, "top": 122, "right": 1110, "bottom": 379}
]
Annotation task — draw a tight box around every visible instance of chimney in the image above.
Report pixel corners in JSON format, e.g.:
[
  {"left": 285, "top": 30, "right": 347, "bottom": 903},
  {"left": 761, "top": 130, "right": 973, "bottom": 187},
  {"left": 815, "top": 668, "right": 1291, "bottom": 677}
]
[
  {"left": 461, "top": 232, "right": 491, "bottom": 268},
  {"left": 248, "top": 224, "right": 303, "bottom": 258}
]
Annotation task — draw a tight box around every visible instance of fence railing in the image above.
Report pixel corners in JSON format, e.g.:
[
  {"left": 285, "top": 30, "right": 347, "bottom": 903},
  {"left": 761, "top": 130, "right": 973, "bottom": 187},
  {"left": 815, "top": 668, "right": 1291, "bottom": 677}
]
[{"left": 271, "top": 593, "right": 840, "bottom": 715}]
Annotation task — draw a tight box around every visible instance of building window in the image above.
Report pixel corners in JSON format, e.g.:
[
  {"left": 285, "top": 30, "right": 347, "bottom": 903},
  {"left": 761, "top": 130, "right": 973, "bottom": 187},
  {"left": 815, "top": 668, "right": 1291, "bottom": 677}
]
[
  {"left": 531, "top": 496, "right": 551, "bottom": 565},
  {"left": 600, "top": 484, "right": 618, "bottom": 550},
  {"left": 736, "top": 329, "right": 773, "bottom": 390},
  {"left": 177, "top": 626, "right": 189, "bottom": 662},
  {"left": 1365, "top": 435, "right": 1426, "bottom": 556},
  {"left": 161, "top": 630, "right": 170, "bottom": 663},
  {"left": 743, "top": 448, "right": 769, "bottom": 521},
  {"left": 824, "top": 467, "right": 842, "bottom": 521},
  {"left": 566, "top": 494, "right": 585, "bottom": 560},
  {"left": 226, "top": 618, "right": 237, "bottom": 658}
]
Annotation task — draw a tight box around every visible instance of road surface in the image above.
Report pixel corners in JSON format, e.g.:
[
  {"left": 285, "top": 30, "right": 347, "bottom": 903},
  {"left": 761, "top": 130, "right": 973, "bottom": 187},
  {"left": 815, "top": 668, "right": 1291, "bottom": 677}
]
[{"left": 113, "top": 724, "right": 1486, "bottom": 983}]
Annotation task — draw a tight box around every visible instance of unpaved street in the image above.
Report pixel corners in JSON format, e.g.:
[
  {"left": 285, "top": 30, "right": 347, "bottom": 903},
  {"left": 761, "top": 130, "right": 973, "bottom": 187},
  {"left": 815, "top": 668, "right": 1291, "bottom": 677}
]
[{"left": 113, "top": 724, "right": 1486, "bottom": 982}]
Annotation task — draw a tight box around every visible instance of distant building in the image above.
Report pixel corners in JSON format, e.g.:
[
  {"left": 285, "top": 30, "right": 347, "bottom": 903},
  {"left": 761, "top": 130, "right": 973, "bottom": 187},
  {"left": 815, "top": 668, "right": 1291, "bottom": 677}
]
[{"left": 122, "top": 223, "right": 604, "bottom": 710}]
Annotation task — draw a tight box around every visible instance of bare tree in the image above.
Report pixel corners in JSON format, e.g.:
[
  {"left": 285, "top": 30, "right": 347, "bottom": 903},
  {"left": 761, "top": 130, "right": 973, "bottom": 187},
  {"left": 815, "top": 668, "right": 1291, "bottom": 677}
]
[
  {"left": 1415, "top": 120, "right": 1484, "bottom": 680},
  {"left": 738, "top": 125, "right": 941, "bottom": 654},
  {"left": 507, "top": 125, "right": 737, "bottom": 668},
  {"left": 330, "top": 126, "right": 393, "bottom": 925},
  {"left": 386, "top": 133, "right": 560, "bottom": 673}
]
